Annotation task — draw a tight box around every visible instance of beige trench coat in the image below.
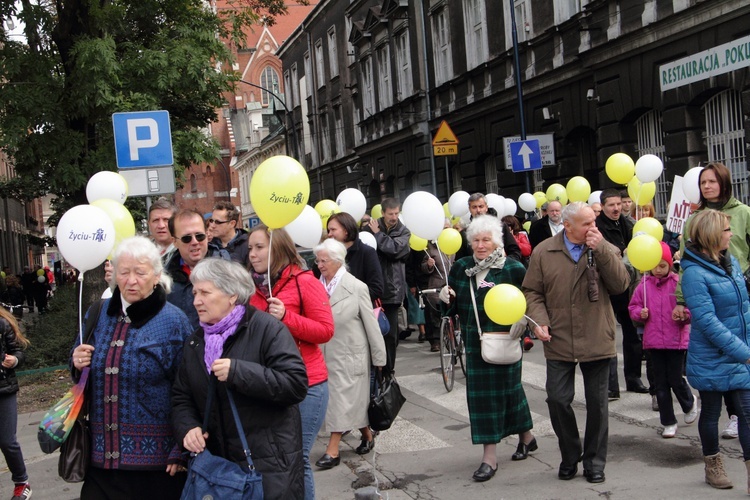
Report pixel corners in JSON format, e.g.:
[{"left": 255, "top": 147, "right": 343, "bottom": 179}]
[{"left": 322, "top": 271, "right": 387, "bottom": 432}]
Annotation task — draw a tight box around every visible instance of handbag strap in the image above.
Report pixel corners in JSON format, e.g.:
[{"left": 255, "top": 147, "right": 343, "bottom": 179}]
[
  {"left": 468, "top": 278, "right": 485, "bottom": 340},
  {"left": 203, "top": 376, "right": 256, "bottom": 469}
]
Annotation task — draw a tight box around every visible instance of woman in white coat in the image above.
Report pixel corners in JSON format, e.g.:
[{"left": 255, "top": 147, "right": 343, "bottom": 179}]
[{"left": 313, "top": 239, "right": 387, "bottom": 469}]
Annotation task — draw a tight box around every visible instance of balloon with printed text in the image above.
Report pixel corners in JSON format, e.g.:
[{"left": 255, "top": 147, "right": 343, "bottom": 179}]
[
  {"left": 250, "top": 155, "right": 310, "bottom": 229},
  {"left": 91, "top": 199, "right": 136, "bottom": 254},
  {"left": 57, "top": 205, "right": 116, "bottom": 272},
  {"left": 545, "top": 183, "right": 568, "bottom": 205},
  {"left": 314, "top": 200, "right": 341, "bottom": 229}
]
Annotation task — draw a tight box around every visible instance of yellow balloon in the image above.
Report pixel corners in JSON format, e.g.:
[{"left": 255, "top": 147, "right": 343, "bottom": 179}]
[
  {"left": 484, "top": 284, "right": 526, "bottom": 325},
  {"left": 437, "top": 228, "right": 462, "bottom": 255},
  {"left": 633, "top": 217, "right": 664, "bottom": 241},
  {"left": 249, "top": 155, "right": 310, "bottom": 229},
  {"left": 91, "top": 199, "right": 135, "bottom": 253},
  {"left": 627, "top": 177, "right": 656, "bottom": 205},
  {"left": 605, "top": 153, "right": 635, "bottom": 185},
  {"left": 566, "top": 176, "right": 591, "bottom": 203},
  {"left": 523, "top": 221, "right": 531, "bottom": 232},
  {"left": 409, "top": 234, "right": 428, "bottom": 251},
  {"left": 36, "top": 269, "right": 45, "bottom": 276},
  {"left": 443, "top": 202, "right": 451, "bottom": 218},
  {"left": 314, "top": 199, "right": 341, "bottom": 228},
  {"left": 371, "top": 204, "right": 383, "bottom": 220},
  {"left": 533, "top": 192, "right": 548, "bottom": 208},
  {"left": 545, "top": 183, "right": 568, "bottom": 205},
  {"left": 451, "top": 216, "right": 462, "bottom": 227},
  {"left": 627, "top": 234, "right": 663, "bottom": 272}
]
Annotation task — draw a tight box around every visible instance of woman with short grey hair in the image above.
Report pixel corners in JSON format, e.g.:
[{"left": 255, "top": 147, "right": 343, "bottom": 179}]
[
  {"left": 315, "top": 238, "right": 347, "bottom": 268},
  {"left": 172, "top": 258, "right": 308, "bottom": 499},
  {"left": 466, "top": 214, "right": 504, "bottom": 249}
]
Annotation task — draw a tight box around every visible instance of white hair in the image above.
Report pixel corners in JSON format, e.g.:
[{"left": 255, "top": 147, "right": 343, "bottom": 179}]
[
  {"left": 314, "top": 239, "right": 347, "bottom": 268},
  {"left": 465, "top": 215, "right": 504, "bottom": 248},
  {"left": 190, "top": 258, "right": 255, "bottom": 304},
  {"left": 112, "top": 235, "right": 172, "bottom": 293},
  {"left": 562, "top": 202, "right": 590, "bottom": 223}
]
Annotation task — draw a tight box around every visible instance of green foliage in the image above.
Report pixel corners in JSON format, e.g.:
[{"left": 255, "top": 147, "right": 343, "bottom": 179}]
[
  {"left": 22, "top": 284, "right": 79, "bottom": 370},
  {"left": 0, "top": 0, "right": 303, "bottom": 219}
]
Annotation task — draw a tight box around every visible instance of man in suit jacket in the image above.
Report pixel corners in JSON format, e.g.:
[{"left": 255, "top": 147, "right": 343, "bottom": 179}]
[{"left": 529, "top": 200, "right": 564, "bottom": 249}]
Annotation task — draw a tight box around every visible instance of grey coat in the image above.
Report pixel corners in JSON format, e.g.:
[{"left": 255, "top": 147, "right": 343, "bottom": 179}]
[{"left": 372, "top": 219, "right": 411, "bottom": 305}]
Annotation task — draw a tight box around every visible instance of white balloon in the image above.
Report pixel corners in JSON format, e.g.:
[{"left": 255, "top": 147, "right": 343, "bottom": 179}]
[
  {"left": 683, "top": 167, "right": 704, "bottom": 204},
  {"left": 448, "top": 191, "right": 470, "bottom": 217},
  {"left": 504, "top": 199, "right": 517, "bottom": 217},
  {"left": 518, "top": 193, "right": 536, "bottom": 212},
  {"left": 86, "top": 171, "right": 129, "bottom": 205},
  {"left": 285, "top": 205, "right": 323, "bottom": 249},
  {"left": 57, "top": 205, "right": 116, "bottom": 272},
  {"left": 635, "top": 154, "right": 664, "bottom": 183},
  {"left": 588, "top": 190, "right": 602, "bottom": 205},
  {"left": 335, "top": 188, "right": 367, "bottom": 222},
  {"left": 485, "top": 193, "right": 505, "bottom": 217},
  {"left": 359, "top": 231, "right": 377, "bottom": 250},
  {"left": 401, "top": 191, "right": 445, "bottom": 240}
]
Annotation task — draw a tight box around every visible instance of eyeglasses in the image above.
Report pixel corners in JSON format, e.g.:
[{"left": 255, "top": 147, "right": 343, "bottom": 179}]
[
  {"left": 179, "top": 233, "right": 207, "bottom": 244},
  {"left": 724, "top": 227, "right": 732, "bottom": 232},
  {"left": 315, "top": 258, "right": 332, "bottom": 265},
  {"left": 208, "top": 219, "right": 231, "bottom": 225}
]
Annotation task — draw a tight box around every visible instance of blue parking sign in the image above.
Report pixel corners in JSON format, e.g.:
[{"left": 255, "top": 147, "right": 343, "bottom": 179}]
[{"left": 112, "top": 111, "right": 174, "bottom": 168}]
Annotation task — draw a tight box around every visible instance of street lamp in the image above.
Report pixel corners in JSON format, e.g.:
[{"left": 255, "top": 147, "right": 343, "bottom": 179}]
[{"left": 238, "top": 79, "right": 299, "bottom": 160}]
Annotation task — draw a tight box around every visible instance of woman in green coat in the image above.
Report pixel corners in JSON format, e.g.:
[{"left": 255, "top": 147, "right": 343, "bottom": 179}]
[{"left": 440, "top": 215, "right": 535, "bottom": 482}]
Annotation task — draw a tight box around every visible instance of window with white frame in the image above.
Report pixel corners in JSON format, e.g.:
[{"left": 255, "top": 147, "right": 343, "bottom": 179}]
[
  {"left": 484, "top": 157, "right": 498, "bottom": 194},
  {"left": 303, "top": 52, "right": 313, "bottom": 96},
  {"left": 704, "top": 90, "right": 748, "bottom": 204},
  {"left": 328, "top": 28, "right": 339, "bottom": 78},
  {"left": 376, "top": 44, "right": 392, "bottom": 110},
  {"left": 283, "top": 70, "right": 292, "bottom": 107},
  {"left": 290, "top": 64, "right": 299, "bottom": 107},
  {"left": 395, "top": 30, "right": 412, "bottom": 99},
  {"left": 431, "top": 7, "right": 453, "bottom": 85},
  {"left": 554, "top": 0, "right": 586, "bottom": 24},
  {"left": 463, "top": 0, "right": 488, "bottom": 69},
  {"left": 636, "top": 110, "right": 668, "bottom": 218},
  {"left": 315, "top": 39, "right": 325, "bottom": 87},
  {"left": 320, "top": 113, "right": 330, "bottom": 163},
  {"left": 259, "top": 66, "right": 279, "bottom": 107},
  {"left": 345, "top": 16, "right": 355, "bottom": 66},
  {"left": 505, "top": 0, "right": 531, "bottom": 47},
  {"left": 361, "top": 57, "right": 374, "bottom": 118},
  {"left": 334, "top": 106, "right": 344, "bottom": 158}
]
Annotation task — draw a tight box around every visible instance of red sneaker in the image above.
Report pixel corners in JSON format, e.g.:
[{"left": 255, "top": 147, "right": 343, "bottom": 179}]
[{"left": 12, "top": 483, "right": 32, "bottom": 500}]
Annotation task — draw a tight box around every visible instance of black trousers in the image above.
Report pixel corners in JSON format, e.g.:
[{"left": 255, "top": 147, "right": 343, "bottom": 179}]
[
  {"left": 546, "top": 358, "right": 610, "bottom": 472},
  {"left": 610, "top": 293, "right": 643, "bottom": 384},
  {"left": 81, "top": 466, "right": 186, "bottom": 500},
  {"left": 382, "top": 303, "right": 401, "bottom": 377}
]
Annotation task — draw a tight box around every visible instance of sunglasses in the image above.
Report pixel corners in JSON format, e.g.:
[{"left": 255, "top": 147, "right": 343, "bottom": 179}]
[
  {"left": 208, "top": 218, "right": 232, "bottom": 225},
  {"left": 179, "top": 233, "right": 207, "bottom": 244}
]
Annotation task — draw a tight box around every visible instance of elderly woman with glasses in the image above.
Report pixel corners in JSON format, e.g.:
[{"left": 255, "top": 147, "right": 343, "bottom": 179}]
[
  {"left": 312, "top": 239, "right": 386, "bottom": 469},
  {"left": 72, "top": 236, "right": 194, "bottom": 499},
  {"left": 247, "top": 225, "right": 334, "bottom": 500},
  {"left": 172, "top": 258, "right": 308, "bottom": 499}
]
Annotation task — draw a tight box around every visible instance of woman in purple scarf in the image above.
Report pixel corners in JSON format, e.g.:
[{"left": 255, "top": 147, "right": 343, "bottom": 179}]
[{"left": 172, "top": 258, "right": 309, "bottom": 500}]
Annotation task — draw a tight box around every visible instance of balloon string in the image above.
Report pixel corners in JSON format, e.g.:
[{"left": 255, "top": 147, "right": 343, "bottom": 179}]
[
  {"left": 268, "top": 229, "right": 274, "bottom": 299},
  {"left": 432, "top": 245, "right": 449, "bottom": 285},
  {"left": 524, "top": 315, "right": 541, "bottom": 330},
  {"left": 78, "top": 272, "right": 84, "bottom": 345}
]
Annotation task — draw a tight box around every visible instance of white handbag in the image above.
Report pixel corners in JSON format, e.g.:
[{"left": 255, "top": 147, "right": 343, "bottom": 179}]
[{"left": 469, "top": 278, "right": 522, "bottom": 365}]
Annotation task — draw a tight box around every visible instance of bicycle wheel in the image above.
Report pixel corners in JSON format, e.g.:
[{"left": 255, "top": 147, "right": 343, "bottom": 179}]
[
  {"left": 454, "top": 318, "right": 466, "bottom": 377},
  {"left": 439, "top": 316, "right": 455, "bottom": 392}
]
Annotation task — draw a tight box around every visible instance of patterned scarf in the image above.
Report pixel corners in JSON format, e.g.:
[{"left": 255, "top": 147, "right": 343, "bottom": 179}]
[
  {"left": 320, "top": 266, "right": 346, "bottom": 297},
  {"left": 201, "top": 304, "right": 245, "bottom": 373},
  {"left": 252, "top": 271, "right": 270, "bottom": 298},
  {"left": 465, "top": 248, "right": 506, "bottom": 277}
]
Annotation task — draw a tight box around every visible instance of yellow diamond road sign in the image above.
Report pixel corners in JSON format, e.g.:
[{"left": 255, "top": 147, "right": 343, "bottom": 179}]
[{"left": 432, "top": 120, "right": 459, "bottom": 156}]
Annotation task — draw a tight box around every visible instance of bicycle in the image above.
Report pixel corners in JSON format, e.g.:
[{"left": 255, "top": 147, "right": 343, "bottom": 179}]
[{"left": 419, "top": 288, "right": 466, "bottom": 392}]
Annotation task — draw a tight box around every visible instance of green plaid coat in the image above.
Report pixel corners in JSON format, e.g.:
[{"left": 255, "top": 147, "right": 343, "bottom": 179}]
[{"left": 448, "top": 256, "right": 533, "bottom": 444}]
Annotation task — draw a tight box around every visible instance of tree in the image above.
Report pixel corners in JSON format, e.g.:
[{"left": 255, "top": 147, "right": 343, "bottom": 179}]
[{"left": 0, "top": 0, "right": 301, "bottom": 216}]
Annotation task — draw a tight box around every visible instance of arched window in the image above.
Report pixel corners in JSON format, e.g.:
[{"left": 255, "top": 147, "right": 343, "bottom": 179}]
[
  {"left": 260, "top": 66, "right": 280, "bottom": 106},
  {"left": 190, "top": 174, "right": 197, "bottom": 192}
]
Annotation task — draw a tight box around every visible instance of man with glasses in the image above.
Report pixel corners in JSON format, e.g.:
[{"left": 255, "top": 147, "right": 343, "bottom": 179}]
[
  {"left": 165, "top": 209, "right": 229, "bottom": 327},
  {"left": 207, "top": 201, "right": 248, "bottom": 264}
]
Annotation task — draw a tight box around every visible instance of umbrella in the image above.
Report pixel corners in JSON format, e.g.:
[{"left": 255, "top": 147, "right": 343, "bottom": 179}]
[{"left": 37, "top": 367, "right": 89, "bottom": 454}]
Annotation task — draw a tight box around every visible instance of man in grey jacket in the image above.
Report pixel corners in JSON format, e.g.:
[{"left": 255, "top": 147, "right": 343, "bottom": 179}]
[{"left": 367, "top": 197, "right": 411, "bottom": 376}]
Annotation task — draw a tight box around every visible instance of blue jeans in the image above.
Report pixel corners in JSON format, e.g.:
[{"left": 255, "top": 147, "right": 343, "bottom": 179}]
[
  {"left": 699, "top": 390, "right": 750, "bottom": 460},
  {"left": 299, "top": 381, "right": 328, "bottom": 500},
  {"left": 0, "top": 393, "right": 28, "bottom": 484}
]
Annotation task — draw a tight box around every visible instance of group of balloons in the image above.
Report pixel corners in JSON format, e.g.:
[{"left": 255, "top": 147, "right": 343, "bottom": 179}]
[{"left": 57, "top": 172, "right": 135, "bottom": 274}]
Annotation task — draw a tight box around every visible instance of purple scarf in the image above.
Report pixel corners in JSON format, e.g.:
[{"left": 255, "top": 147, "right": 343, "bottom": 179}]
[{"left": 201, "top": 305, "right": 246, "bottom": 373}]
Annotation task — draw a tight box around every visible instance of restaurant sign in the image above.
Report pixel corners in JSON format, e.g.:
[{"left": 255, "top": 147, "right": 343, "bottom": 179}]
[{"left": 660, "top": 34, "right": 750, "bottom": 91}]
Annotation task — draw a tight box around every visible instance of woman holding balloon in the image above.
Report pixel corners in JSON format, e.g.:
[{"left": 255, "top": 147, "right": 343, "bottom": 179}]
[
  {"left": 439, "top": 215, "right": 536, "bottom": 482},
  {"left": 247, "top": 225, "right": 334, "bottom": 500}
]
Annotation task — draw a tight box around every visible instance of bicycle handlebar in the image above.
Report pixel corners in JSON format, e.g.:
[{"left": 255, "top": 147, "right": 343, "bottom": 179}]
[{"left": 418, "top": 288, "right": 442, "bottom": 295}]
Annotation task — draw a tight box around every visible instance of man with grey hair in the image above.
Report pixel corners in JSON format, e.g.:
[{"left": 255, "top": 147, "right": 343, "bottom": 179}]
[
  {"left": 529, "top": 200, "right": 564, "bottom": 249},
  {"left": 523, "top": 201, "right": 630, "bottom": 484},
  {"left": 455, "top": 193, "right": 522, "bottom": 261},
  {"left": 147, "top": 197, "right": 177, "bottom": 260}
]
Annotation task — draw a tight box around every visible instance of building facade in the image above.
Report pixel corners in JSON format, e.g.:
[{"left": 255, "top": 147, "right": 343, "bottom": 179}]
[{"left": 277, "top": 0, "right": 750, "bottom": 220}]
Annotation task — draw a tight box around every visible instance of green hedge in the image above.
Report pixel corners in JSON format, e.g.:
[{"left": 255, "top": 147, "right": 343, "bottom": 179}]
[{"left": 22, "top": 285, "right": 79, "bottom": 370}]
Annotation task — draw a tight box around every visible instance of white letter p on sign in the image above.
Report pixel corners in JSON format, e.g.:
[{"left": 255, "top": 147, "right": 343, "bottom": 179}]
[{"left": 126, "top": 118, "right": 159, "bottom": 161}]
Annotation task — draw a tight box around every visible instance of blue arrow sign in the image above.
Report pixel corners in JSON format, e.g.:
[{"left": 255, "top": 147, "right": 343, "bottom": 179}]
[{"left": 510, "top": 139, "right": 542, "bottom": 172}]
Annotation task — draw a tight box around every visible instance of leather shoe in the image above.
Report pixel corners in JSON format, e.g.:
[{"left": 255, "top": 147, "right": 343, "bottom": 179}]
[
  {"left": 315, "top": 453, "right": 340, "bottom": 469},
  {"left": 511, "top": 438, "right": 538, "bottom": 461},
  {"left": 355, "top": 438, "right": 375, "bottom": 455},
  {"left": 472, "top": 462, "right": 497, "bottom": 482},
  {"left": 626, "top": 380, "right": 649, "bottom": 393},
  {"left": 608, "top": 390, "right": 620, "bottom": 401},
  {"left": 583, "top": 469, "right": 605, "bottom": 483},
  {"left": 558, "top": 463, "right": 578, "bottom": 480}
]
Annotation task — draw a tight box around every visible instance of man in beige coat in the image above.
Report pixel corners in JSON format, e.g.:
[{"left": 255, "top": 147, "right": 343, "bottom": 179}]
[{"left": 522, "top": 202, "right": 630, "bottom": 484}]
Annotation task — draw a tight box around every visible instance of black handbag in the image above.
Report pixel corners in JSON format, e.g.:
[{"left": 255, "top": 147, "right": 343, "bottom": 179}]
[
  {"left": 58, "top": 417, "right": 90, "bottom": 483},
  {"left": 181, "top": 377, "right": 264, "bottom": 500},
  {"left": 367, "top": 372, "right": 406, "bottom": 431}
]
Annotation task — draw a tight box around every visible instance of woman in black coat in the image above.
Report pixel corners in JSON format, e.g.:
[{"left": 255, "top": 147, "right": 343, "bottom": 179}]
[{"left": 172, "top": 258, "right": 308, "bottom": 500}]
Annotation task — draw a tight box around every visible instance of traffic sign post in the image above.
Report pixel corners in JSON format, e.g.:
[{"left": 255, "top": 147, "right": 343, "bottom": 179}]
[
  {"left": 118, "top": 166, "right": 176, "bottom": 196},
  {"left": 112, "top": 111, "right": 174, "bottom": 169},
  {"left": 509, "top": 139, "right": 542, "bottom": 172},
  {"left": 432, "top": 120, "right": 459, "bottom": 157}
]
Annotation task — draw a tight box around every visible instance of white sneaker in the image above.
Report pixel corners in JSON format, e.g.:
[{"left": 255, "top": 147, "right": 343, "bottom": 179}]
[
  {"left": 684, "top": 395, "right": 699, "bottom": 424},
  {"left": 662, "top": 424, "right": 677, "bottom": 438},
  {"left": 721, "top": 415, "right": 738, "bottom": 439}
]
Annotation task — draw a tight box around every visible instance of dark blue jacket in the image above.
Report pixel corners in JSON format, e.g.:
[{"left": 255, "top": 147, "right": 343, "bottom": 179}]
[{"left": 165, "top": 249, "right": 229, "bottom": 329}]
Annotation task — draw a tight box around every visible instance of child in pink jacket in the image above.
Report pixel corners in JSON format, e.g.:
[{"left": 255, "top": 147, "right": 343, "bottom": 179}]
[{"left": 629, "top": 242, "right": 697, "bottom": 438}]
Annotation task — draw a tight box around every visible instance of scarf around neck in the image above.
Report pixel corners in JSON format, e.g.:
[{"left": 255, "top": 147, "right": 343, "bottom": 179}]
[
  {"left": 201, "top": 304, "right": 246, "bottom": 373},
  {"left": 320, "top": 266, "right": 346, "bottom": 297},
  {"left": 465, "top": 248, "right": 506, "bottom": 277}
]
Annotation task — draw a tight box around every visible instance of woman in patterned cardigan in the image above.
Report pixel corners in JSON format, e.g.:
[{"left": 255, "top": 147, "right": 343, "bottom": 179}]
[{"left": 440, "top": 215, "right": 536, "bottom": 482}]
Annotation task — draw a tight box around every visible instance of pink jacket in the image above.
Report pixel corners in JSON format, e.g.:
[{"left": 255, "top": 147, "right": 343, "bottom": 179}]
[{"left": 628, "top": 273, "right": 691, "bottom": 350}]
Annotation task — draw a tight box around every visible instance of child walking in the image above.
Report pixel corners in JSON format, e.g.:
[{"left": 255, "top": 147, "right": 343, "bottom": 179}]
[
  {"left": 0, "top": 307, "right": 32, "bottom": 499},
  {"left": 628, "top": 242, "right": 698, "bottom": 438}
]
